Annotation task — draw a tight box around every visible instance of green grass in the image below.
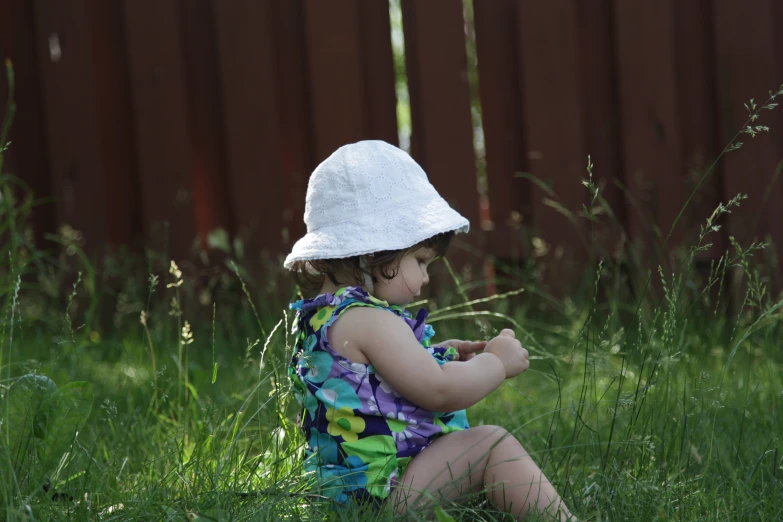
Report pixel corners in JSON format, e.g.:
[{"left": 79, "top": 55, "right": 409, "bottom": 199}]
[
  {"left": 1, "top": 64, "right": 783, "bottom": 520},
  {"left": 1, "top": 227, "right": 781, "bottom": 521}
]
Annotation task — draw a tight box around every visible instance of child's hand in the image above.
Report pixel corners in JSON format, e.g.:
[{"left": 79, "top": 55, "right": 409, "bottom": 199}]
[
  {"left": 436, "top": 339, "right": 488, "bottom": 361},
  {"left": 484, "top": 329, "right": 529, "bottom": 379}
]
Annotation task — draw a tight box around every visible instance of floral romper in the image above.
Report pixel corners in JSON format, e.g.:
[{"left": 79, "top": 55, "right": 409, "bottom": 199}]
[{"left": 289, "top": 286, "right": 469, "bottom": 505}]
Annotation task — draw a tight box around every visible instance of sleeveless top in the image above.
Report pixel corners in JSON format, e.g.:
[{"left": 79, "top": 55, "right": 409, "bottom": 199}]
[{"left": 288, "top": 286, "right": 469, "bottom": 505}]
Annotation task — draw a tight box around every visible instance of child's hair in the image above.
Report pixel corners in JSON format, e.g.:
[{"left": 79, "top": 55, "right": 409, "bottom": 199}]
[{"left": 290, "top": 232, "right": 455, "bottom": 296}]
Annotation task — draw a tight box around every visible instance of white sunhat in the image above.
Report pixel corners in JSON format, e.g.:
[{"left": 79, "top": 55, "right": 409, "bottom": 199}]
[{"left": 284, "top": 140, "right": 469, "bottom": 269}]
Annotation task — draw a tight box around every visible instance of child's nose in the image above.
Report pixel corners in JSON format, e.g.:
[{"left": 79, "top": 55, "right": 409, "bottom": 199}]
[{"left": 422, "top": 269, "right": 430, "bottom": 285}]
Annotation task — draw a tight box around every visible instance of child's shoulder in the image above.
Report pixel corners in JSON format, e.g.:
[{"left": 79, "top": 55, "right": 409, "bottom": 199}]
[
  {"left": 290, "top": 285, "right": 386, "bottom": 313},
  {"left": 288, "top": 286, "right": 374, "bottom": 312},
  {"left": 321, "top": 296, "right": 405, "bottom": 364},
  {"left": 290, "top": 284, "right": 407, "bottom": 337},
  {"left": 333, "top": 304, "right": 404, "bottom": 332}
]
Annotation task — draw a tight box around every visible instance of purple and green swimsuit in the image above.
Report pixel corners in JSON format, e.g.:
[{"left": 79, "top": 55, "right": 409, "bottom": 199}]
[{"left": 289, "top": 286, "right": 469, "bottom": 505}]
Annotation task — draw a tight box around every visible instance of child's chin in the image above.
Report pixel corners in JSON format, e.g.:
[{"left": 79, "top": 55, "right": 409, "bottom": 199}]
[
  {"left": 384, "top": 295, "right": 411, "bottom": 307},
  {"left": 394, "top": 297, "right": 418, "bottom": 307}
]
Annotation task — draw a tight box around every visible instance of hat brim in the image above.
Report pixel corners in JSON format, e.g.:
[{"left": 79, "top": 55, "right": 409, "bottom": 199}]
[{"left": 284, "top": 197, "right": 469, "bottom": 269}]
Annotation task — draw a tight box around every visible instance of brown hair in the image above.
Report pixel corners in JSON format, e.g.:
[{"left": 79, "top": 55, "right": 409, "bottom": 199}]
[{"left": 289, "top": 232, "right": 455, "bottom": 296}]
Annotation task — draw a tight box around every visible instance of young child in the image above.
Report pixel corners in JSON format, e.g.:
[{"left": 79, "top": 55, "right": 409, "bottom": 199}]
[{"left": 285, "top": 141, "right": 573, "bottom": 520}]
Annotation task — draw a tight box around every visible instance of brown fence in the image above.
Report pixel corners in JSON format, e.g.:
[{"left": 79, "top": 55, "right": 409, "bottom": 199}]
[{"left": 1, "top": 0, "right": 783, "bottom": 287}]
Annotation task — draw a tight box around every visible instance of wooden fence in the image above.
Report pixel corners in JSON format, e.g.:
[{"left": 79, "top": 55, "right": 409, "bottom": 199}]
[{"left": 1, "top": 0, "right": 783, "bottom": 287}]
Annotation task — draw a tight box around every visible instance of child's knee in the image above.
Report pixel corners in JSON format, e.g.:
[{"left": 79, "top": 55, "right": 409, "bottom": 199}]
[
  {"left": 471, "top": 425, "right": 512, "bottom": 446},
  {"left": 473, "top": 425, "right": 529, "bottom": 457}
]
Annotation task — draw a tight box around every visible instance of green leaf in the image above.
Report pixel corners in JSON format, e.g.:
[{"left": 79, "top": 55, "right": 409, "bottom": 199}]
[
  {"left": 433, "top": 504, "right": 456, "bottom": 522},
  {"left": 202, "top": 508, "right": 232, "bottom": 521},
  {"left": 0, "top": 440, "right": 14, "bottom": 508},
  {"left": 515, "top": 171, "right": 556, "bottom": 196},
  {"left": 160, "top": 505, "right": 189, "bottom": 521},
  {"left": 4, "top": 375, "right": 57, "bottom": 472},
  {"left": 542, "top": 197, "right": 577, "bottom": 224},
  {"left": 35, "top": 382, "right": 93, "bottom": 478}
]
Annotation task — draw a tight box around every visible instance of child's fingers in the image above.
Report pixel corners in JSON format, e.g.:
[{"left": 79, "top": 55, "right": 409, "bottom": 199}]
[
  {"left": 499, "top": 328, "right": 515, "bottom": 338},
  {"left": 459, "top": 341, "right": 484, "bottom": 361},
  {"left": 439, "top": 340, "right": 487, "bottom": 362},
  {"left": 463, "top": 340, "right": 487, "bottom": 353},
  {"left": 440, "top": 340, "right": 485, "bottom": 352}
]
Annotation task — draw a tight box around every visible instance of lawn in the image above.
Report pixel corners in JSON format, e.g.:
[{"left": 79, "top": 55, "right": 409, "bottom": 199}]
[
  {"left": 2, "top": 226, "right": 781, "bottom": 521},
  {"left": 2, "top": 69, "right": 783, "bottom": 521}
]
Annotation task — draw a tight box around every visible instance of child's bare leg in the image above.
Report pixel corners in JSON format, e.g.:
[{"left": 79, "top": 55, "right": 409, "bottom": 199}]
[{"left": 391, "top": 425, "right": 573, "bottom": 520}]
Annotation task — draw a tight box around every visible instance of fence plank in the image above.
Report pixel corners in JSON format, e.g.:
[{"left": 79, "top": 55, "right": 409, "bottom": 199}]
[
  {"left": 578, "top": 0, "right": 624, "bottom": 259},
  {"left": 358, "top": 1, "right": 398, "bottom": 145},
  {"left": 86, "top": 0, "right": 141, "bottom": 248},
  {"left": 122, "top": 0, "right": 194, "bottom": 261},
  {"left": 0, "top": 0, "right": 16, "bottom": 176},
  {"left": 304, "top": 0, "right": 364, "bottom": 163},
  {"left": 401, "top": 0, "right": 478, "bottom": 227},
  {"left": 516, "top": 1, "right": 587, "bottom": 289},
  {"left": 0, "top": 1, "right": 11, "bottom": 104},
  {"left": 270, "top": 0, "right": 313, "bottom": 248},
  {"left": 304, "top": 0, "right": 397, "bottom": 163},
  {"left": 673, "top": 0, "right": 724, "bottom": 259},
  {"left": 0, "top": 1, "right": 53, "bottom": 247},
  {"left": 473, "top": 0, "right": 528, "bottom": 262},
  {"left": 613, "top": 0, "right": 687, "bottom": 266},
  {"left": 33, "top": 0, "right": 108, "bottom": 251},
  {"left": 713, "top": 0, "right": 783, "bottom": 269},
  {"left": 213, "top": 0, "right": 285, "bottom": 257},
  {"left": 180, "top": 0, "right": 231, "bottom": 246}
]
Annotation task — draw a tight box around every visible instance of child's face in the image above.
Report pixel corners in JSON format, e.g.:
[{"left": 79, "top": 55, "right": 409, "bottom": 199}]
[{"left": 374, "top": 247, "right": 436, "bottom": 306}]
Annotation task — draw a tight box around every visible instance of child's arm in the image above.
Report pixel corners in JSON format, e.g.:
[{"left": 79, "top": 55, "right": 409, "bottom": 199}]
[
  {"left": 433, "top": 339, "right": 488, "bottom": 361},
  {"left": 334, "top": 307, "right": 523, "bottom": 412}
]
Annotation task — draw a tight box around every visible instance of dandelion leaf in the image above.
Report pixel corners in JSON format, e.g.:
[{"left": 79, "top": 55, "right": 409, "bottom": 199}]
[
  {"left": 4, "top": 375, "right": 57, "bottom": 473},
  {"left": 35, "top": 382, "right": 93, "bottom": 477}
]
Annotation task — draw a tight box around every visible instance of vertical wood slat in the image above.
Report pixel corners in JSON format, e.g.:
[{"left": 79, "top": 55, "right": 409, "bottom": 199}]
[
  {"left": 578, "top": 0, "right": 624, "bottom": 258},
  {"left": 122, "top": 0, "right": 194, "bottom": 261},
  {"left": 33, "top": 0, "right": 108, "bottom": 251},
  {"left": 180, "top": 0, "right": 231, "bottom": 244},
  {"left": 0, "top": 1, "right": 53, "bottom": 247},
  {"left": 358, "top": 1, "right": 398, "bottom": 146},
  {"left": 776, "top": 1, "right": 783, "bottom": 289},
  {"left": 304, "top": 0, "right": 398, "bottom": 164},
  {"left": 713, "top": 0, "right": 783, "bottom": 264},
  {"left": 86, "top": 0, "right": 141, "bottom": 248},
  {"left": 0, "top": 0, "right": 16, "bottom": 170},
  {"left": 304, "top": 0, "right": 365, "bottom": 163},
  {"left": 0, "top": 0, "right": 12, "bottom": 111},
  {"left": 213, "top": 0, "right": 285, "bottom": 256},
  {"left": 673, "top": 0, "right": 724, "bottom": 258},
  {"left": 516, "top": 1, "right": 587, "bottom": 288},
  {"left": 401, "top": 0, "right": 479, "bottom": 228},
  {"left": 613, "top": 0, "right": 687, "bottom": 263},
  {"left": 473, "top": 0, "right": 528, "bottom": 261},
  {"left": 270, "top": 0, "right": 313, "bottom": 247}
]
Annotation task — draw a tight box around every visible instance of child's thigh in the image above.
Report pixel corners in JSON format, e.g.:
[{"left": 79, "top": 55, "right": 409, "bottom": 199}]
[{"left": 391, "top": 425, "right": 515, "bottom": 511}]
